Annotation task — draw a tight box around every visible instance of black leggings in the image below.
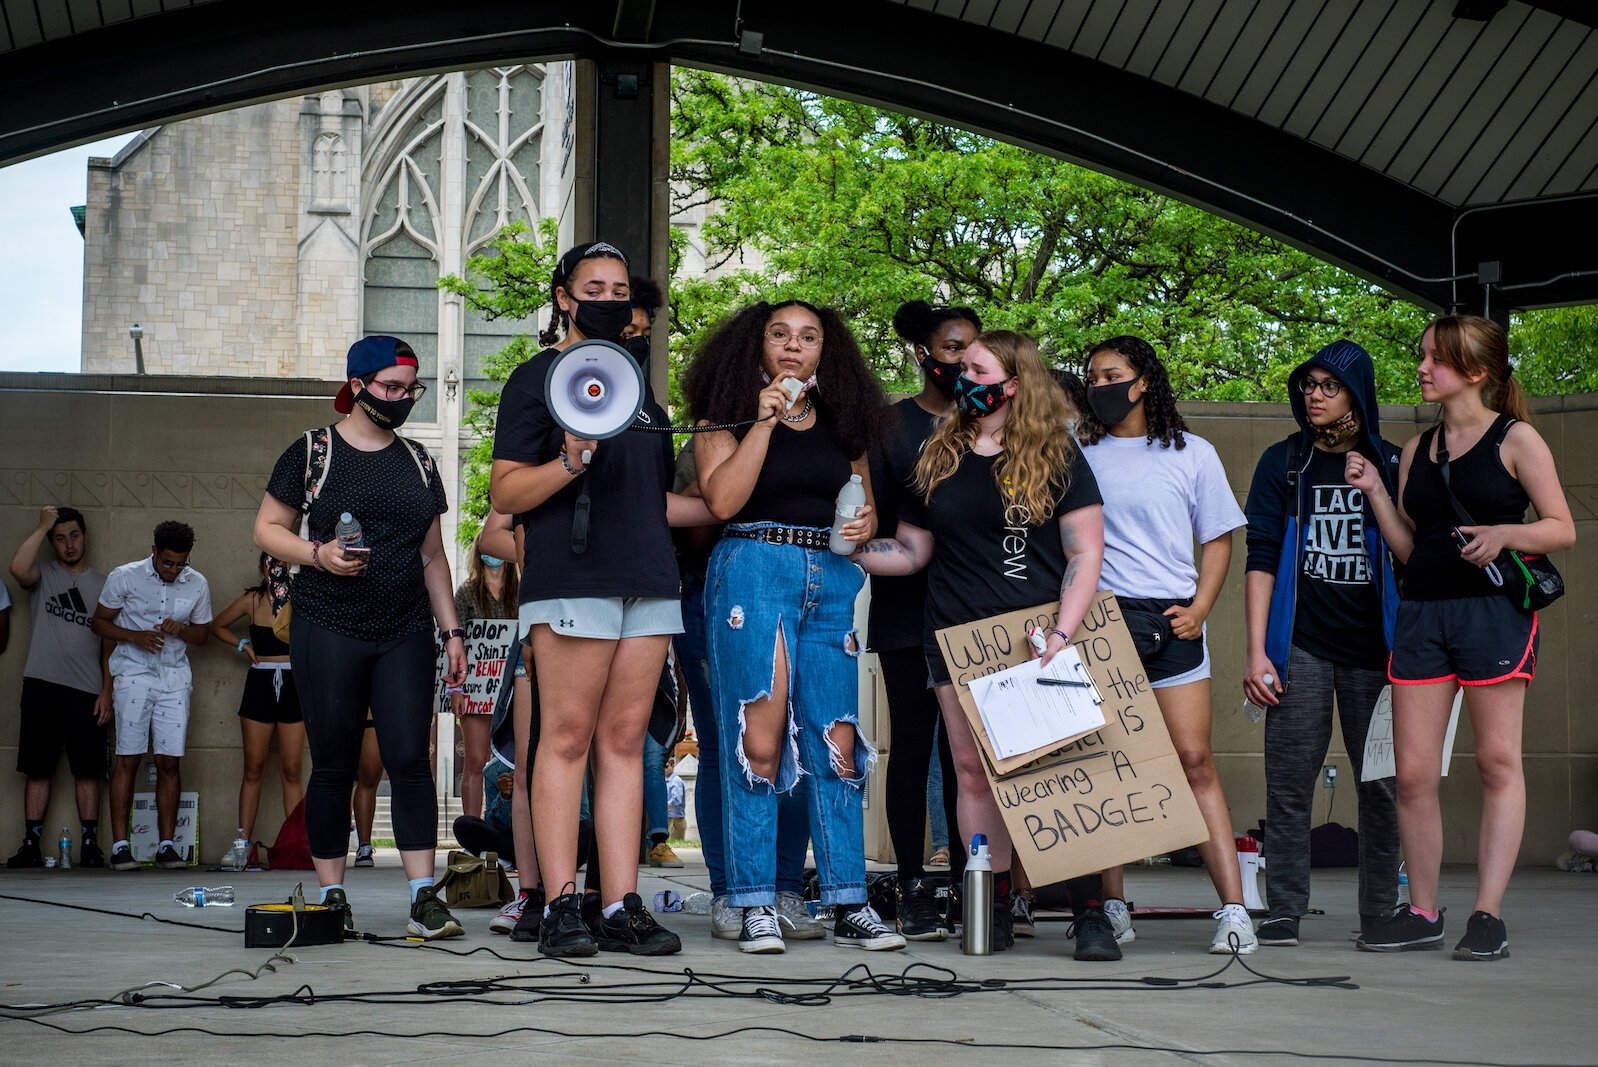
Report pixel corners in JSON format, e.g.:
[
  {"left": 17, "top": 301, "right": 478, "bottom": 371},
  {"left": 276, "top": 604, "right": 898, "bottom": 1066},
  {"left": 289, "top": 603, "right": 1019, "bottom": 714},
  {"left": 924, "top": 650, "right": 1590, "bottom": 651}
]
[
  {"left": 291, "top": 617, "right": 437, "bottom": 859},
  {"left": 880, "top": 647, "right": 964, "bottom": 881}
]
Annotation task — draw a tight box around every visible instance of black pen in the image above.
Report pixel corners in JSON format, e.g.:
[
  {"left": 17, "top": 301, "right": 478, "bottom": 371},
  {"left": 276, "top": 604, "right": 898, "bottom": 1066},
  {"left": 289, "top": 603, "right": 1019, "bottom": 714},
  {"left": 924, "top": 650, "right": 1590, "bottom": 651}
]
[{"left": 1036, "top": 677, "right": 1093, "bottom": 688}]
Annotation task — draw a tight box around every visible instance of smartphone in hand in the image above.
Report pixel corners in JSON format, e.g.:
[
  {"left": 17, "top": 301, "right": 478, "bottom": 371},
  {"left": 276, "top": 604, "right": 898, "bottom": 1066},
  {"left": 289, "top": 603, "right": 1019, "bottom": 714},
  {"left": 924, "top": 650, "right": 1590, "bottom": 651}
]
[{"left": 1451, "top": 528, "right": 1503, "bottom": 586}]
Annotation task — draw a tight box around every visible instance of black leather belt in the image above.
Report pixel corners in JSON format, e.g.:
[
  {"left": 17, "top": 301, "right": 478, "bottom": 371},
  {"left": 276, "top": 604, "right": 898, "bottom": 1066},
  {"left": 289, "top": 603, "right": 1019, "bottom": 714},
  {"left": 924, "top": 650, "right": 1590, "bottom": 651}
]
[{"left": 726, "top": 525, "right": 831, "bottom": 550}]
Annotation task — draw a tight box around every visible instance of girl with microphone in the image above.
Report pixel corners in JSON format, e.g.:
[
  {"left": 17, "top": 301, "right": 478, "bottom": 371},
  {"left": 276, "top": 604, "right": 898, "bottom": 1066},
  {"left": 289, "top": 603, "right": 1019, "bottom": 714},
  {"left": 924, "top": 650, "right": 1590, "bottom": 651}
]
[
  {"left": 683, "top": 300, "right": 899, "bottom": 954},
  {"left": 853, "top": 330, "right": 1121, "bottom": 960},
  {"left": 490, "top": 242, "right": 709, "bottom": 957}
]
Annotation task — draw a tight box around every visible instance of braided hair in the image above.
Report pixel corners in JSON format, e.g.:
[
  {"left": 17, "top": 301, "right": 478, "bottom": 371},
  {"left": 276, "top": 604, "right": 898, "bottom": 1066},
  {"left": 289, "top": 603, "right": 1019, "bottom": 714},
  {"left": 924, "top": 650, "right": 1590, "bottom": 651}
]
[{"left": 1078, "top": 335, "right": 1188, "bottom": 450}]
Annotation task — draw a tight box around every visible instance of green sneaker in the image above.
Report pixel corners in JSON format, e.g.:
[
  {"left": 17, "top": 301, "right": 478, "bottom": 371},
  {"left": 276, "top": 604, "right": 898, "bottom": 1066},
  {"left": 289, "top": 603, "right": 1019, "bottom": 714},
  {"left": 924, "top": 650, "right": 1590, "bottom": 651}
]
[
  {"left": 322, "top": 887, "right": 355, "bottom": 933},
  {"left": 407, "top": 885, "right": 464, "bottom": 940}
]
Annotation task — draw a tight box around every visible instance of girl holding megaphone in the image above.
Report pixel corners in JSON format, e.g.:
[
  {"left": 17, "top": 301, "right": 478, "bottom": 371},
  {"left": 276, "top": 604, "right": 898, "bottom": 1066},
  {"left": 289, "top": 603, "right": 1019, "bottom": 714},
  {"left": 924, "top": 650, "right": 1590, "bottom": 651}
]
[{"left": 490, "top": 242, "right": 711, "bottom": 958}]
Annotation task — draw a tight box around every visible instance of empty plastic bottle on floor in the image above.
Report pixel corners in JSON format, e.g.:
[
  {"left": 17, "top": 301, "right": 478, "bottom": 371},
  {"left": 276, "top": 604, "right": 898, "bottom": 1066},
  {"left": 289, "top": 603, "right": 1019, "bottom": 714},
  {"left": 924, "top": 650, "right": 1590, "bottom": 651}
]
[
  {"left": 57, "top": 828, "right": 72, "bottom": 869},
  {"left": 335, "top": 512, "right": 364, "bottom": 550},
  {"left": 174, "top": 886, "right": 236, "bottom": 907},
  {"left": 829, "top": 474, "right": 866, "bottom": 555},
  {"left": 681, "top": 891, "right": 713, "bottom": 914}
]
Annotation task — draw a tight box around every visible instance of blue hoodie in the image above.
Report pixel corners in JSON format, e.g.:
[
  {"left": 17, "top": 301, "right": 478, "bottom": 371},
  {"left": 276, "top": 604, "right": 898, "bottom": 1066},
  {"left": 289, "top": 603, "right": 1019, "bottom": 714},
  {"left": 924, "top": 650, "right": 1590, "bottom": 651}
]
[{"left": 1243, "top": 339, "right": 1401, "bottom": 680}]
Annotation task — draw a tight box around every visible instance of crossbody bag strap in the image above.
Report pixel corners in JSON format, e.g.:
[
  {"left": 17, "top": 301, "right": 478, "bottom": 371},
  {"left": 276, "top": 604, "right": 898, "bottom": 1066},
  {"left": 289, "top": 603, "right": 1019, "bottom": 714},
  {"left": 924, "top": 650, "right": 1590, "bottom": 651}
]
[{"left": 1433, "top": 422, "right": 1478, "bottom": 528}]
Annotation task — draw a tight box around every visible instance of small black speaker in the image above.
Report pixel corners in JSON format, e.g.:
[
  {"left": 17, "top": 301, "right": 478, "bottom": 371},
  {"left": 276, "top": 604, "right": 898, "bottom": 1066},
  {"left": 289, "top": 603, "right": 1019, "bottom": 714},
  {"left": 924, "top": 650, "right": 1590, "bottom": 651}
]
[{"left": 244, "top": 901, "right": 347, "bottom": 948}]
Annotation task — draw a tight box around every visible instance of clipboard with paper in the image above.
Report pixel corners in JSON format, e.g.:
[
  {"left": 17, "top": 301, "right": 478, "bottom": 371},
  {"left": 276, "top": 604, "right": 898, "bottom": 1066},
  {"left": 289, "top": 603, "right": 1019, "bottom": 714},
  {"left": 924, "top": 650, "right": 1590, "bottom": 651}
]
[{"left": 967, "top": 646, "right": 1106, "bottom": 762}]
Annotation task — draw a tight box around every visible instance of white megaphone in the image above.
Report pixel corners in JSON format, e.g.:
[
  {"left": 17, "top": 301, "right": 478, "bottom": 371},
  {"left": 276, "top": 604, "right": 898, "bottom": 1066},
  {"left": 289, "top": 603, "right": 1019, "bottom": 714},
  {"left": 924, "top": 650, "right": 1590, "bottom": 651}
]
[{"left": 544, "top": 339, "right": 646, "bottom": 441}]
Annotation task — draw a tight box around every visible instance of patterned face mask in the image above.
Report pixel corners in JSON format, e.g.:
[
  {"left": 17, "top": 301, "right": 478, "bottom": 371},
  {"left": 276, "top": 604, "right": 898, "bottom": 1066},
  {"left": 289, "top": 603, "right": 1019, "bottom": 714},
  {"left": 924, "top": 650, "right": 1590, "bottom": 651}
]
[
  {"left": 1311, "top": 409, "right": 1361, "bottom": 448},
  {"left": 953, "top": 373, "right": 1011, "bottom": 416}
]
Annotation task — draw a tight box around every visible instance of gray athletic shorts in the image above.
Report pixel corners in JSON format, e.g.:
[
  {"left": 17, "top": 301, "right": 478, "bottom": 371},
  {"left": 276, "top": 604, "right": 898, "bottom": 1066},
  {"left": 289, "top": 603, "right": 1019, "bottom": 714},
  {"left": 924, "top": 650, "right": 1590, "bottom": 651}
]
[{"left": 519, "top": 596, "right": 683, "bottom": 642}]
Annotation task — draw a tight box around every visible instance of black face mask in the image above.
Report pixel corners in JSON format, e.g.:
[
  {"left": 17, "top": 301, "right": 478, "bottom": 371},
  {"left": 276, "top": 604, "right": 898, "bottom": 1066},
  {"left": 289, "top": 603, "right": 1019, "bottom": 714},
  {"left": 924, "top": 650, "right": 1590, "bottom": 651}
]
[
  {"left": 625, "top": 334, "right": 651, "bottom": 370},
  {"left": 1086, "top": 377, "right": 1141, "bottom": 427},
  {"left": 921, "top": 349, "right": 962, "bottom": 399},
  {"left": 569, "top": 298, "right": 633, "bottom": 344},
  {"left": 355, "top": 388, "right": 416, "bottom": 430}
]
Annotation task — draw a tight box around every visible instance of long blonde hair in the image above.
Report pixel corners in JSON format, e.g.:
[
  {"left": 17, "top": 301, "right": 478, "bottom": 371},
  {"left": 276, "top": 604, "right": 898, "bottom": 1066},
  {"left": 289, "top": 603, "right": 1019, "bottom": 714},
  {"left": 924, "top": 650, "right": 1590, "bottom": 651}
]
[{"left": 914, "top": 330, "right": 1076, "bottom": 521}]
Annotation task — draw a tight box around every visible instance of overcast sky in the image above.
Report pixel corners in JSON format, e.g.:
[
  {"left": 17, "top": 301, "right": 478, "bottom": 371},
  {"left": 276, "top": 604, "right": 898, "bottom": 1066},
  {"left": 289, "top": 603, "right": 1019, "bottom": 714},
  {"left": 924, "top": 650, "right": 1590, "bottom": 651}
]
[{"left": 0, "top": 134, "right": 136, "bottom": 373}]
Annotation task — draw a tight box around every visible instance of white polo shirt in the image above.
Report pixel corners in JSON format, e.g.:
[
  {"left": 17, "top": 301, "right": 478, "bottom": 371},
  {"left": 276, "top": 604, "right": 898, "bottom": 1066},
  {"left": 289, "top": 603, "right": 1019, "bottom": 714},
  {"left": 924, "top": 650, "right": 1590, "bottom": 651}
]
[{"left": 99, "top": 556, "right": 213, "bottom": 687}]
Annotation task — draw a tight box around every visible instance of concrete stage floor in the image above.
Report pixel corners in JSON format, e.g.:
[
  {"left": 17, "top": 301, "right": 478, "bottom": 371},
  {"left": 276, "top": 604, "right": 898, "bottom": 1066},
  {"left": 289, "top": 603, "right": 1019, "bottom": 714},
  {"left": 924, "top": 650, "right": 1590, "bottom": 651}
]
[{"left": 0, "top": 853, "right": 1592, "bottom": 1066}]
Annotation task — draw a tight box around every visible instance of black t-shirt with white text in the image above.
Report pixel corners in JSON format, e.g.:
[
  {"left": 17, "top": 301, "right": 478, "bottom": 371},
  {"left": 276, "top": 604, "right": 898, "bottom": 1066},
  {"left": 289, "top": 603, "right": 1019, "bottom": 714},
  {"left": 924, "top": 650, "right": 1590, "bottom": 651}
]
[
  {"left": 1292, "top": 446, "right": 1385, "bottom": 668},
  {"left": 492, "top": 347, "right": 678, "bottom": 603},
  {"left": 266, "top": 430, "right": 448, "bottom": 641},
  {"left": 902, "top": 448, "right": 1101, "bottom": 655}
]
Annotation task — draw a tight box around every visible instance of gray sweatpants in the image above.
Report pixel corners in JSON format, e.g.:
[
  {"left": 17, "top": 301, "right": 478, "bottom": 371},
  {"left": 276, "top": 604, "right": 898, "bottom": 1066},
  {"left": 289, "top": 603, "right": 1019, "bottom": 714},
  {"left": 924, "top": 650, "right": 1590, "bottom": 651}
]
[{"left": 1263, "top": 645, "right": 1399, "bottom": 919}]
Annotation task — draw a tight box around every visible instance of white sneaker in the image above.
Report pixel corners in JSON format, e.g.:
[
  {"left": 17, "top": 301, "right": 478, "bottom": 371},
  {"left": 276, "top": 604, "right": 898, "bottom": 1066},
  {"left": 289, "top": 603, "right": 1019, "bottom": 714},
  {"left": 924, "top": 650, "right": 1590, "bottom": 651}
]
[
  {"left": 1210, "top": 904, "right": 1259, "bottom": 955},
  {"left": 1104, "top": 898, "right": 1136, "bottom": 943},
  {"left": 711, "top": 895, "right": 742, "bottom": 940},
  {"left": 353, "top": 843, "right": 375, "bottom": 868},
  {"left": 775, "top": 891, "right": 826, "bottom": 940},
  {"left": 739, "top": 905, "right": 785, "bottom": 953},
  {"left": 490, "top": 893, "right": 527, "bottom": 934}
]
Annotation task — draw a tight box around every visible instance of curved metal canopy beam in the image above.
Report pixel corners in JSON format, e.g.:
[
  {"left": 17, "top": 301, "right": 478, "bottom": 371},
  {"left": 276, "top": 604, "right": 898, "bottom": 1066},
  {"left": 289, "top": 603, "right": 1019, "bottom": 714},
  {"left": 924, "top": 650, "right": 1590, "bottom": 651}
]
[{"left": 1, "top": 0, "right": 1592, "bottom": 310}]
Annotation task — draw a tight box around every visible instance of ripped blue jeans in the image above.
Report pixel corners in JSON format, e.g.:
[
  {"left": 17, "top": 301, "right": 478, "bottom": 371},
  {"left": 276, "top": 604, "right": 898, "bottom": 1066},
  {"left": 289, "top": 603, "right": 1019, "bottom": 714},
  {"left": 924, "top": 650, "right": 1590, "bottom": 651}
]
[{"left": 706, "top": 524, "right": 874, "bottom": 907}]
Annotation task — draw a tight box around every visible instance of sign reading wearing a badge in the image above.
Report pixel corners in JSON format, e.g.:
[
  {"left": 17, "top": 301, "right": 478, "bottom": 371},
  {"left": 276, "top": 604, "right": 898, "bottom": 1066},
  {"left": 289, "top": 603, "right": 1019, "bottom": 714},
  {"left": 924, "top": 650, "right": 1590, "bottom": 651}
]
[{"left": 936, "top": 591, "right": 1209, "bottom": 886}]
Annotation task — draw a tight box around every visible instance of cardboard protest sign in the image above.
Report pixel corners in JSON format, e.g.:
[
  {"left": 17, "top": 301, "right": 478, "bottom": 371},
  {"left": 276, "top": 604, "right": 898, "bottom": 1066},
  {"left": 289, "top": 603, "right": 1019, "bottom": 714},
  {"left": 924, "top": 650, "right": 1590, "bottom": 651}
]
[
  {"left": 1361, "top": 685, "right": 1464, "bottom": 782},
  {"left": 936, "top": 591, "right": 1209, "bottom": 886},
  {"left": 435, "top": 618, "right": 516, "bottom": 717}
]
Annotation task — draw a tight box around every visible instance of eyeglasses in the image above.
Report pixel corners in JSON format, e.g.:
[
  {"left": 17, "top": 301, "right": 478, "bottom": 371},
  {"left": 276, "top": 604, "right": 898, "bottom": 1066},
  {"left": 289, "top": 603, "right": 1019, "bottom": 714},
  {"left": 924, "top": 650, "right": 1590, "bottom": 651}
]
[
  {"left": 765, "top": 327, "right": 823, "bottom": 349},
  {"left": 153, "top": 556, "right": 188, "bottom": 572},
  {"left": 1298, "top": 377, "right": 1343, "bottom": 398},
  {"left": 369, "top": 378, "right": 428, "bottom": 401}
]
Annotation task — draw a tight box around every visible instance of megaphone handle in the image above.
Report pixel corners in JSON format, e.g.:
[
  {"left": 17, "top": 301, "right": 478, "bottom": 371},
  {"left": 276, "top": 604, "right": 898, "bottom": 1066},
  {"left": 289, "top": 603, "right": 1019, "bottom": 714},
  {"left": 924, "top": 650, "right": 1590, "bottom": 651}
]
[{"left": 571, "top": 476, "right": 591, "bottom": 555}]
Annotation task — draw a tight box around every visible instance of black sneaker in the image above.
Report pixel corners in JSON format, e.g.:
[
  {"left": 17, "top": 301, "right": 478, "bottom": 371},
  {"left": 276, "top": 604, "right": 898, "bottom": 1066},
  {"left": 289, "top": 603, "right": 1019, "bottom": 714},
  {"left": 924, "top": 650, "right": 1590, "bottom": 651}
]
[
  {"left": 109, "top": 843, "right": 139, "bottom": 871},
  {"left": 834, "top": 903, "right": 906, "bottom": 951},
  {"left": 1011, "top": 892, "right": 1036, "bottom": 937},
  {"left": 5, "top": 839, "right": 43, "bottom": 869},
  {"left": 991, "top": 899, "right": 1016, "bottom": 952},
  {"left": 1452, "top": 911, "right": 1509, "bottom": 961},
  {"left": 1357, "top": 907, "right": 1445, "bottom": 951},
  {"left": 581, "top": 893, "right": 603, "bottom": 938},
  {"left": 407, "top": 885, "right": 464, "bottom": 940},
  {"left": 80, "top": 842, "right": 106, "bottom": 869},
  {"left": 897, "top": 877, "right": 947, "bottom": 941},
  {"left": 539, "top": 893, "right": 598, "bottom": 957},
  {"left": 1067, "top": 905, "right": 1123, "bottom": 962},
  {"left": 323, "top": 887, "right": 355, "bottom": 933},
  {"left": 944, "top": 882, "right": 962, "bottom": 934},
  {"left": 154, "top": 844, "right": 185, "bottom": 869},
  {"left": 1257, "top": 916, "right": 1300, "bottom": 946},
  {"left": 739, "top": 905, "right": 785, "bottom": 953},
  {"left": 594, "top": 892, "right": 682, "bottom": 956},
  {"left": 509, "top": 886, "right": 546, "bottom": 942}
]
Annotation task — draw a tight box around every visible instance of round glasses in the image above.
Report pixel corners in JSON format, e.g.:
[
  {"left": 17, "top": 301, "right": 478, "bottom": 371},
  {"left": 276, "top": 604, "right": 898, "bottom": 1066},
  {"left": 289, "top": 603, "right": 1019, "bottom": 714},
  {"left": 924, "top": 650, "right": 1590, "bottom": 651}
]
[{"left": 1298, "top": 377, "right": 1343, "bottom": 398}]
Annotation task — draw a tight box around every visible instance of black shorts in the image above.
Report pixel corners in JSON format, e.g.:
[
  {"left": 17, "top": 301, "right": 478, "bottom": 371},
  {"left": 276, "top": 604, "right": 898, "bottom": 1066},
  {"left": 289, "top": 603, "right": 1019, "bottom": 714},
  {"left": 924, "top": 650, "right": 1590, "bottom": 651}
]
[
  {"left": 1389, "top": 596, "right": 1538, "bottom": 687},
  {"left": 17, "top": 677, "right": 107, "bottom": 779},
  {"left": 237, "top": 667, "right": 303, "bottom": 725}
]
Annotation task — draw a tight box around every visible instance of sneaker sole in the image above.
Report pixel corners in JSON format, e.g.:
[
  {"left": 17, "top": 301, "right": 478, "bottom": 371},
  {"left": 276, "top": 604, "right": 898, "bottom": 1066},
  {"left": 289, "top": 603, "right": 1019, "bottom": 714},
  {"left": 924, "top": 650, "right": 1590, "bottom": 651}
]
[
  {"left": 835, "top": 935, "right": 907, "bottom": 950},
  {"left": 739, "top": 937, "right": 785, "bottom": 953},
  {"left": 1258, "top": 936, "right": 1299, "bottom": 946},
  {"left": 509, "top": 928, "right": 541, "bottom": 943},
  {"left": 156, "top": 860, "right": 187, "bottom": 870},
  {"left": 711, "top": 926, "right": 742, "bottom": 940},
  {"left": 1209, "top": 941, "right": 1259, "bottom": 955},
  {"left": 1356, "top": 937, "right": 1443, "bottom": 952},
  {"left": 1074, "top": 944, "right": 1124, "bottom": 962},
  {"left": 489, "top": 919, "right": 517, "bottom": 934},
  {"left": 648, "top": 860, "right": 686, "bottom": 868},
  {"left": 539, "top": 940, "right": 598, "bottom": 957},
  {"left": 352, "top": 860, "right": 375, "bottom": 868},
  {"left": 408, "top": 919, "right": 464, "bottom": 940},
  {"left": 597, "top": 937, "right": 683, "bottom": 956},
  {"left": 900, "top": 927, "right": 948, "bottom": 942},
  {"left": 1453, "top": 945, "right": 1509, "bottom": 961}
]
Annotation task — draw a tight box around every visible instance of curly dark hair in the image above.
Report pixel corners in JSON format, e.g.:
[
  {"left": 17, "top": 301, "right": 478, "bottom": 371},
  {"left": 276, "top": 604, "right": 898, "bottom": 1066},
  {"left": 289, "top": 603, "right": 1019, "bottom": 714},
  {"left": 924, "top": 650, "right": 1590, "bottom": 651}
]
[
  {"left": 1078, "top": 335, "right": 1188, "bottom": 450},
  {"left": 682, "top": 300, "right": 887, "bottom": 459},
  {"left": 630, "top": 275, "right": 664, "bottom": 319},
  {"left": 890, "top": 299, "right": 982, "bottom": 350},
  {"left": 153, "top": 520, "right": 195, "bottom": 554}
]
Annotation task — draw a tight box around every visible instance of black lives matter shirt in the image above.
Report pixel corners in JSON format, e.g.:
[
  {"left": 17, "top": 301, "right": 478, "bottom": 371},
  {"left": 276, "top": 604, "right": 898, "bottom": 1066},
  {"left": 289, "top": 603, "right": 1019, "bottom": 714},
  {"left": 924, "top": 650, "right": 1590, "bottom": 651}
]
[
  {"left": 902, "top": 447, "right": 1101, "bottom": 658},
  {"left": 266, "top": 430, "right": 448, "bottom": 641},
  {"left": 867, "top": 398, "right": 938, "bottom": 652},
  {"left": 1292, "top": 447, "right": 1385, "bottom": 668},
  {"left": 493, "top": 347, "right": 678, "bottom": 603}
]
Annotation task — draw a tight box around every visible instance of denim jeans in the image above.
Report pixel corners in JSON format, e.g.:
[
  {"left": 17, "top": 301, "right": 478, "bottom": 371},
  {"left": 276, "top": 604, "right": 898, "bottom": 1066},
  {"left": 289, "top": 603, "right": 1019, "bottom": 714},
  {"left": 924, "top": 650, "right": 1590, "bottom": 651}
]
[
  {"left": 643, "top": 730, "right": 668, "bottom": 839},
  {"left": 682, "top": 571, "right": 811, "bottom": 898},
  {"left": 706, "top": 526, "right": 873, "bottom": 907},
  {"left": 926, "top": 721, "right": 949, "bottom": 852}
]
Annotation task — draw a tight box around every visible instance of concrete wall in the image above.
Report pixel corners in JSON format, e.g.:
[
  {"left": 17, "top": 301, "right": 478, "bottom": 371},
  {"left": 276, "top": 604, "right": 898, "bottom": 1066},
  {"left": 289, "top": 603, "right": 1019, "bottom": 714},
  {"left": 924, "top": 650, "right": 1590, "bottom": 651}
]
[{"left": 2, "top": 377, "right": 1593, "bottom": 867}]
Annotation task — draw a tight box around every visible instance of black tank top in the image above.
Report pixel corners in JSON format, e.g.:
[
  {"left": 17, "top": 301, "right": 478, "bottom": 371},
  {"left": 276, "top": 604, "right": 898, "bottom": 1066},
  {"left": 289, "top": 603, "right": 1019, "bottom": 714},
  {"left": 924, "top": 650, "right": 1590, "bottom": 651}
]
[
  {"left": 1401, "top": 412, "right": 1530, "bottom": 600},
  {"left": 249, "top": 623, "right": 291, "bottom": 657},
  {"left": 730, "top": 406, "right": 854, "bottom": 528}
]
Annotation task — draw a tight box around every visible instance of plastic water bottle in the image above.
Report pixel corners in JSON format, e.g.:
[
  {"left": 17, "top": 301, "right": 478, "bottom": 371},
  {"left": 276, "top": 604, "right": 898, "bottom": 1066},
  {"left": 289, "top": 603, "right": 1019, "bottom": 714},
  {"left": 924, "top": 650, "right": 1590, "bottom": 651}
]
[
  {"left": 962, "top": 834, "right": 993, "bottom": 956},
  {"left": 1397, "top": 866, "right": 1409, "bottom": 906},
  {"left": 231, "top": 828, "right": 250, "bottom": 871},
  {"left": 57, "top": 828, "right": 72, "bottom": 869},
  {"left": 174, "top": 886, "right": 236, "bottom": 908},
  {"left": 335, "top": 512, "right": 364, "bottom": 550},
  {"left": 681, "top": 891, "right": 713, "bottom": 914},
  {"left": 829, "top": 474, "right": 866, "bottom": 555}
]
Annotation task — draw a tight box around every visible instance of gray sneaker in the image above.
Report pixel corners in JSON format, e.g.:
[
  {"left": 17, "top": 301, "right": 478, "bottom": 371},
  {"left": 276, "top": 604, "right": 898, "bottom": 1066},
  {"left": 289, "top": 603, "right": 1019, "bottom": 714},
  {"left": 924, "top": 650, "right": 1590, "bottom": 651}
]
[
  {"left": 775, "top": 891, "right": 826, "bottom": 940},
  {"left": 1104, "top": 897, "right": 1136, "bottom": 943},
  {"left": 711, "top": 895, "right": 742, "bottom": 940}
]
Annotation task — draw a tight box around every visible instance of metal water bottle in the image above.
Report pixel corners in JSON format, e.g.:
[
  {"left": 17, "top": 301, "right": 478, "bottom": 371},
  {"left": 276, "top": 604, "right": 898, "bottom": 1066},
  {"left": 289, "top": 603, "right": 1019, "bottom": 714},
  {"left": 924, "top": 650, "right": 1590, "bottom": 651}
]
[
  {"left": 829, "top": 474, "right": 867, "bottom": 555},
  {"left": 961, "top": 834, "right": 993, "bottom": 955}
]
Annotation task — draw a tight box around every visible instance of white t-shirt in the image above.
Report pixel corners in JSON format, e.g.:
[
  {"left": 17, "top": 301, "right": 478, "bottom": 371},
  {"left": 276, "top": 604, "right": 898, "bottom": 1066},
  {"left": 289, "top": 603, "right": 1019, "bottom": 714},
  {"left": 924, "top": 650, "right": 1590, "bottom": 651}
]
[
  {"left": 0, "top": 581, "right": 10, "bottom": 612},
  {"left": 1079, "top": 432, "right": 1246, "bottom": 600}
]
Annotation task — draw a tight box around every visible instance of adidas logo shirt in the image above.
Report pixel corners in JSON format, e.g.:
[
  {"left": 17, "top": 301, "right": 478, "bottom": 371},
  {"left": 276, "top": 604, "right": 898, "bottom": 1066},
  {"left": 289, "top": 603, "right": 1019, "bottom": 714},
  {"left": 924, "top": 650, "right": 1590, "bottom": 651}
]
[{"left": 23, "top": 559, "right": 107, "bottom": 695}]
